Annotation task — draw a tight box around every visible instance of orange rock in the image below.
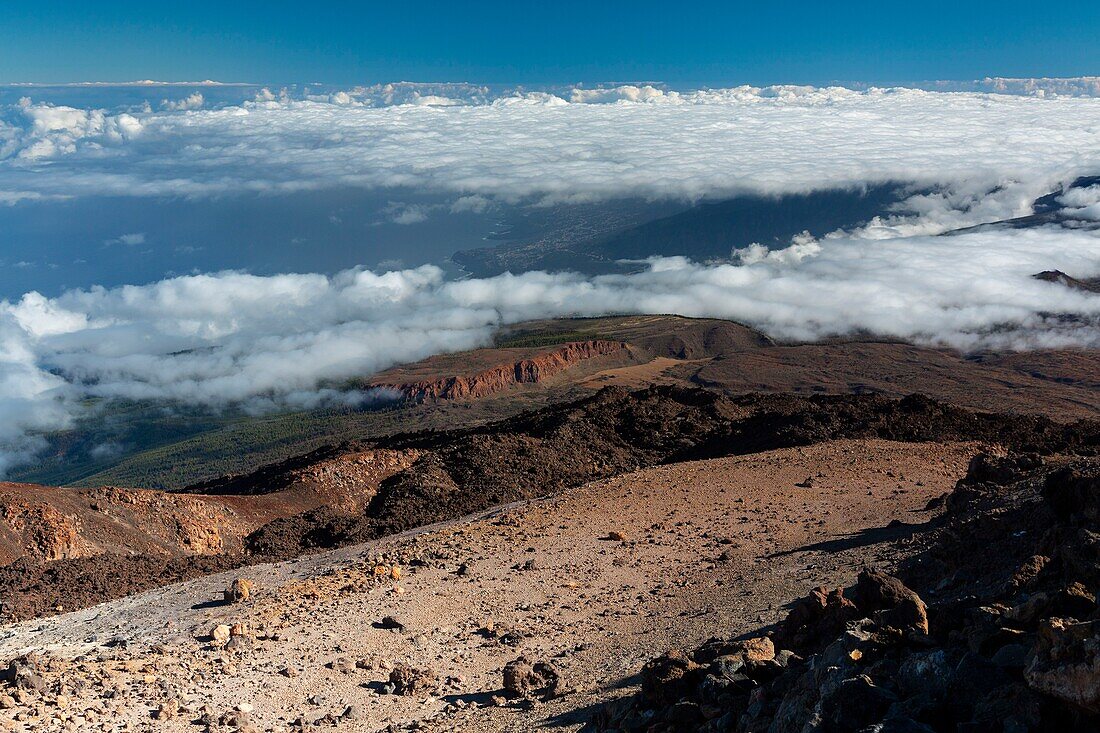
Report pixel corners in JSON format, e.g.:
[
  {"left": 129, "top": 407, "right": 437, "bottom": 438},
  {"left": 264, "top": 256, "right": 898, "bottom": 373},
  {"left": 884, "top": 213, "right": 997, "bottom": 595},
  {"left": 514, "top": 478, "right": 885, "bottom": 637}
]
[{"left": 373, "top": 341, "right": 627, "bottom": 402}]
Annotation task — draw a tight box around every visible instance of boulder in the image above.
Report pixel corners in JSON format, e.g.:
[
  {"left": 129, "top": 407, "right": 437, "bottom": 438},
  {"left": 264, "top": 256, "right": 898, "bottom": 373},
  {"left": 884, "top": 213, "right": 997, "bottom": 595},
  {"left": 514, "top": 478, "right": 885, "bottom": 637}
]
[
  {"left": 962, "top": 453, "right": 1040, "bottom": 487},
  {"left": 502, "top": 656, "right": 561, "bottom": 698},
  {"left": 1026, "top": 617, "right": 1100, "bottom": 713},
  {"left": 389, "top": 664, "right": 437, "bottom": 696},
  {"left": 733, "top": 636, "right": 775, "bottom": 663},
  {"left": 777, "top": 585, "right": 859, "bottom": 653},
  {"left": 896, "top": 649, "right": 951, "bottom": 698},
  {"left": 640, "top": 650, "right": 702, "bottom": 708},
  {"left": 1009, "top": 555, "right": 1050, "bottom": 591},
  {"left": 210, "top": 624, "right": 232, "bottom": 645},
  {"left": 1044, "top": 465, "right": 1100, "bottom": 524},
  {"left": 224, "top": 578, "right": 255, "bottom": 603},
  {"left": 817, "top": 674, "right": 897, "bottom": 732},
  {"left": 850, "top": 567, "right": 929, "bottom": 636}
]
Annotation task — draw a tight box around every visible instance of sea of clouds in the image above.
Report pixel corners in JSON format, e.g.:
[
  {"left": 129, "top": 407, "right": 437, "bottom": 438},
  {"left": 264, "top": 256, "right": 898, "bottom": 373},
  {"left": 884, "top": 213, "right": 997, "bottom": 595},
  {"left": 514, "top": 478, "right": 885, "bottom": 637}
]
[
  {"left": 1, "top": 82, "right": 1099, "bottom": 473},
  {"left": 3, "top": 82, "right": 1100, "bottom": 206}
]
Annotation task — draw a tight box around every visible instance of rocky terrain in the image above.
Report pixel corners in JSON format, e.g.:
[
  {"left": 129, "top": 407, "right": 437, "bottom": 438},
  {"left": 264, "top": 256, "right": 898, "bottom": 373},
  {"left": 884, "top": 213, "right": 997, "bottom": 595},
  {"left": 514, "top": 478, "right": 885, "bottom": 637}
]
[
  {"left": 0, "top": 438, "right": 976, "bottom": 732},
  {"left": 369, "top": 316, "right": 1100, "bottom": 422},
  {"left": 596, "top": 454, "right": 1100, "bottom": 732},
  {"left": 1, "top": 385, "right": 1097, "bottom": 624},
  {"left": 0, "top": 316, "right": 1097, "bottom": 732},
  {"left": 0, "top": 449, "right": 416, "bottom": 564},
  {"left": 366, "top": 340, "right": 631, "bottom": 402}
]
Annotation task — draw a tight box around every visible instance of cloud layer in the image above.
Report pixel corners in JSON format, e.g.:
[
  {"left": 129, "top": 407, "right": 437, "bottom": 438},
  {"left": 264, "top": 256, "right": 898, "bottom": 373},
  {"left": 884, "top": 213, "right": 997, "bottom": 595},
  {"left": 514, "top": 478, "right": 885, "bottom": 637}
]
[
  {"left": 2, "top": 222, "right": 1098, "bottom": 474},
  {"left": 2, "top": 84, "right": 1100, "bottom": 474},
  {"left": 2, "top": 85, "right": 1099, "bottom": 210}
]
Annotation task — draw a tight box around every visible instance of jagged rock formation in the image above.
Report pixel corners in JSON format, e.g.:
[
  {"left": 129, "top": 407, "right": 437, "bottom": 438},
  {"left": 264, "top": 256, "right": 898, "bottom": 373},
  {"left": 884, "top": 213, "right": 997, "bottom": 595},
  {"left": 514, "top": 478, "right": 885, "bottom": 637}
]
[{"left": 369, "top": 339, "right": 628, "bottom": 401}]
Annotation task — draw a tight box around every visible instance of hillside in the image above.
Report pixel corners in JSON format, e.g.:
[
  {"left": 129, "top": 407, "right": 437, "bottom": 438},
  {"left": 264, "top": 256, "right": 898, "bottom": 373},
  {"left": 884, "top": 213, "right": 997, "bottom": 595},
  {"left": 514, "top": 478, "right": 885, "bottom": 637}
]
[
  {"left": 11, "top": 315, "right": 1100, "bottom": 491},
  {"left": 0, "top": 439, "right": 980, "bottom": 732},
  {"left": 0, "top": 384, "right": 1097, "bottom": 622}
]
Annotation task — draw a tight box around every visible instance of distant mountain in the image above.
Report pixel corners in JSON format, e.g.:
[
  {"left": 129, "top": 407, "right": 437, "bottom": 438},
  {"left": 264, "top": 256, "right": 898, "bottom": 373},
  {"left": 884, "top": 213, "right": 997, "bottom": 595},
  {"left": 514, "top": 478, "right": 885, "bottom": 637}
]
[
  {"left": 452, "top": 185, "right": 907, "bottom": 276},
  {"left": 590, "top": 185, "right": 904, "bottom": 262},
  {"left": 947, "top": 175, "right": 1100, "bottom": 235}
]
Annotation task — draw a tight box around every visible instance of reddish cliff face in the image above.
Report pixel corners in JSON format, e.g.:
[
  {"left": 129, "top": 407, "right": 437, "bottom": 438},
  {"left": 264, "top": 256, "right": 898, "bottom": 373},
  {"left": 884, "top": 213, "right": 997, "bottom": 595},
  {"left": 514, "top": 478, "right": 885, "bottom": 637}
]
[{"left": 374, "top": 340, "right": 628, "bottom": 402}]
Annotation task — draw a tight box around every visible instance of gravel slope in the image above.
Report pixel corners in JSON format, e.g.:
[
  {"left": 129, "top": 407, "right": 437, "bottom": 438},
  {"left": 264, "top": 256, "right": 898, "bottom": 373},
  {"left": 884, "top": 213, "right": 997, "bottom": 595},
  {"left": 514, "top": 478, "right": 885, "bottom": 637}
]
[{"left": 0, "top": 439, "right": 974, "bottom": 733}]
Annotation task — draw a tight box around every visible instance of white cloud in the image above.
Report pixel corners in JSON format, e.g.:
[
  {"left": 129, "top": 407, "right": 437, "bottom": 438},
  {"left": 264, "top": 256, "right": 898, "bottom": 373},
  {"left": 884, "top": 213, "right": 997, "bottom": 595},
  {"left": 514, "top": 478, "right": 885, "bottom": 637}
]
[
  {"left": 160, "top": 92, "right": 204, "bottom": 111},
  {"left": 567, "top": 85, "right": 669, "bottom": 103},
  {"left": 2, "top": 86, "right": 1099, "bottom": 218},
  {"left": 104, "top": 232, "right": 146, "bottom": 246},
  {"left": 0, "top": 222, "right": 1097, "bottom": 474},
  {"left": 977, "top": 77, "right": 1100, "bottom": 98},
  {"left": 1058, "top": 185, "right": 1100, "bottom": 221},
  {"left": 450, "top": 194, "right": 492, "bottom": 214},
  {"left": 388, "top": 203, "right": 430, "bottom": 225},
  {"left": 6, "top": 98, "right": 143, "bottom": 161}
]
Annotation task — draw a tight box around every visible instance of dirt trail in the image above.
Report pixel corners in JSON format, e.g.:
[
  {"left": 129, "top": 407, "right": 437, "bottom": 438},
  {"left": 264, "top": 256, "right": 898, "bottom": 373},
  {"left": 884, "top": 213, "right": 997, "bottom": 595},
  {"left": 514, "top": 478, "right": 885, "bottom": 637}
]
[
  {"left": 0, "top": 439, "right": 974, "bottom": 732},
  {"left": 579, "top": 356, "right": 708, "bottom": 389}
]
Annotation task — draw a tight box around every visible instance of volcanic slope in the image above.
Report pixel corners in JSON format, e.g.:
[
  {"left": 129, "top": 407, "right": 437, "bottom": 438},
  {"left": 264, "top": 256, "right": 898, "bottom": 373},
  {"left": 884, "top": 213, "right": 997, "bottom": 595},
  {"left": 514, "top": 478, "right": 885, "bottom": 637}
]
[
  {"left": 0, "top": 385, "right": 1097, "bottom": 622},
  {"left": 0, "top": 438, "right": 976, "bottom": 733},
  {"left": 599, "top": 453, "right": 1100, "bottom": 732},
  {"left": 16, "top": 315, "right": 1100, "bottom": 492}
]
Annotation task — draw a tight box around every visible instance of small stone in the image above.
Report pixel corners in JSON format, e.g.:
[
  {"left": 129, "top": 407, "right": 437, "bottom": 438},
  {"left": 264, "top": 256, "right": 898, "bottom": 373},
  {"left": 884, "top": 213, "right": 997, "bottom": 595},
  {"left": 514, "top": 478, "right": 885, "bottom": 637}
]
[
  {"left": 991, "top": 643, "right": 1030, "bottom": 669},
  {"left": 211, "top": 624, "right": 232, "bottom": 645},
  {"left": 389, "top": 664, "right": 437, "bottom": 696},
  {"left": 328, "top": 658, "right": 356, "bottom": 674},
  {"left": 378, "top": 616, "right": 406, "bottom": 631},
  {"left": 153, "top": 699, "right": 178, "bottom": 721},
  {"left": 224, "top": 578, "right": 255, "bottom": 603},
  {"left": 502, "top": 657, "right": 562, "bottom": 698}
]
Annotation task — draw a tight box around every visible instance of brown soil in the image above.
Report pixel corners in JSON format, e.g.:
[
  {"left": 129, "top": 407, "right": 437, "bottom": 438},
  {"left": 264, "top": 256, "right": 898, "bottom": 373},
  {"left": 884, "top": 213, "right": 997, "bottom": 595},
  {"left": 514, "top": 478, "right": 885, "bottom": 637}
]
[
  {"left": 687, "top": 341, "right": 1100, "bottom": 419},
  {"left": 357, "top": 316, "right": 1100, "bottom": 420},
  {"left": 0, "top": 439, "right": 976, "bottom": 732},
  {"left": 393, "top": 316, "right": 1100, "bottom": 421},
  {"left": 0, "top": 449, "right": 416, "bottom": 567}
]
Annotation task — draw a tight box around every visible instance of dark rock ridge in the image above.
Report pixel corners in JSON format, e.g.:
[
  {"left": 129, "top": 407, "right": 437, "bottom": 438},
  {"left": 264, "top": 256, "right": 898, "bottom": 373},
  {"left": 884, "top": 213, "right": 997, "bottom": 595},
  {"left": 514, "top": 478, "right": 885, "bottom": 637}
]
[
  {"left": 949, "top": 176, "right": 1100, "bottom": 235},
  {"left": 1034, "top": 270, "right": 1100, "bottom": 294},
  {"left": 594, "top": 453, "right": 1100, "bottom": 732},
  {"left": 245, "top": 387, "right": 1098, "bottom": 559},
  {"left": 370, "top": 340, "right": 628, "bottom": 402}
]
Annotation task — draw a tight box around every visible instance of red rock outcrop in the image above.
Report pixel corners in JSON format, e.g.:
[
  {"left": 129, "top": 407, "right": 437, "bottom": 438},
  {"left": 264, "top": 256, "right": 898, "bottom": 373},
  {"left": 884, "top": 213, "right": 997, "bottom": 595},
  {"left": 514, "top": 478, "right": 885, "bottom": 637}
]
[
  {"left": 374, "top": 340, "right": 627, "bottom": 402},
  {"left": 0, "top": 448, "right": 419, "bottom": 565}
]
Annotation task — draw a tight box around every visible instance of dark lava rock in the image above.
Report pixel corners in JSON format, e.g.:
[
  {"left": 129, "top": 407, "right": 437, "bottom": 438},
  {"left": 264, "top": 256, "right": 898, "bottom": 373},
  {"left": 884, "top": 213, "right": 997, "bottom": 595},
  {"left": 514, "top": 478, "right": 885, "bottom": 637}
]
[{"left": 593, "top": 456, "right": 1100, "bottom": 733}]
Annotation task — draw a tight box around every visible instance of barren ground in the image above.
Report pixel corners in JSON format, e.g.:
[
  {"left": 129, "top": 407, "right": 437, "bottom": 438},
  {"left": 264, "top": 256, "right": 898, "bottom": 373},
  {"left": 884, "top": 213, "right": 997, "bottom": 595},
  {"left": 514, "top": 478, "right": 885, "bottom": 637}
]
[{"left": 0, "top": 439, "right": 975, "bottom": 733}]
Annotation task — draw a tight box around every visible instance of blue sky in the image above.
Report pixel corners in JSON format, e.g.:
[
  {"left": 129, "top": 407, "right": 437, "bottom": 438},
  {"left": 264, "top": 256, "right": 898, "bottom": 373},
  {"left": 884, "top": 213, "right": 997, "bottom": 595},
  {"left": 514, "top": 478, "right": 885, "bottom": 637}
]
[{"left": 2, "top": 1, "right": 1098, "bottom": 85}]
